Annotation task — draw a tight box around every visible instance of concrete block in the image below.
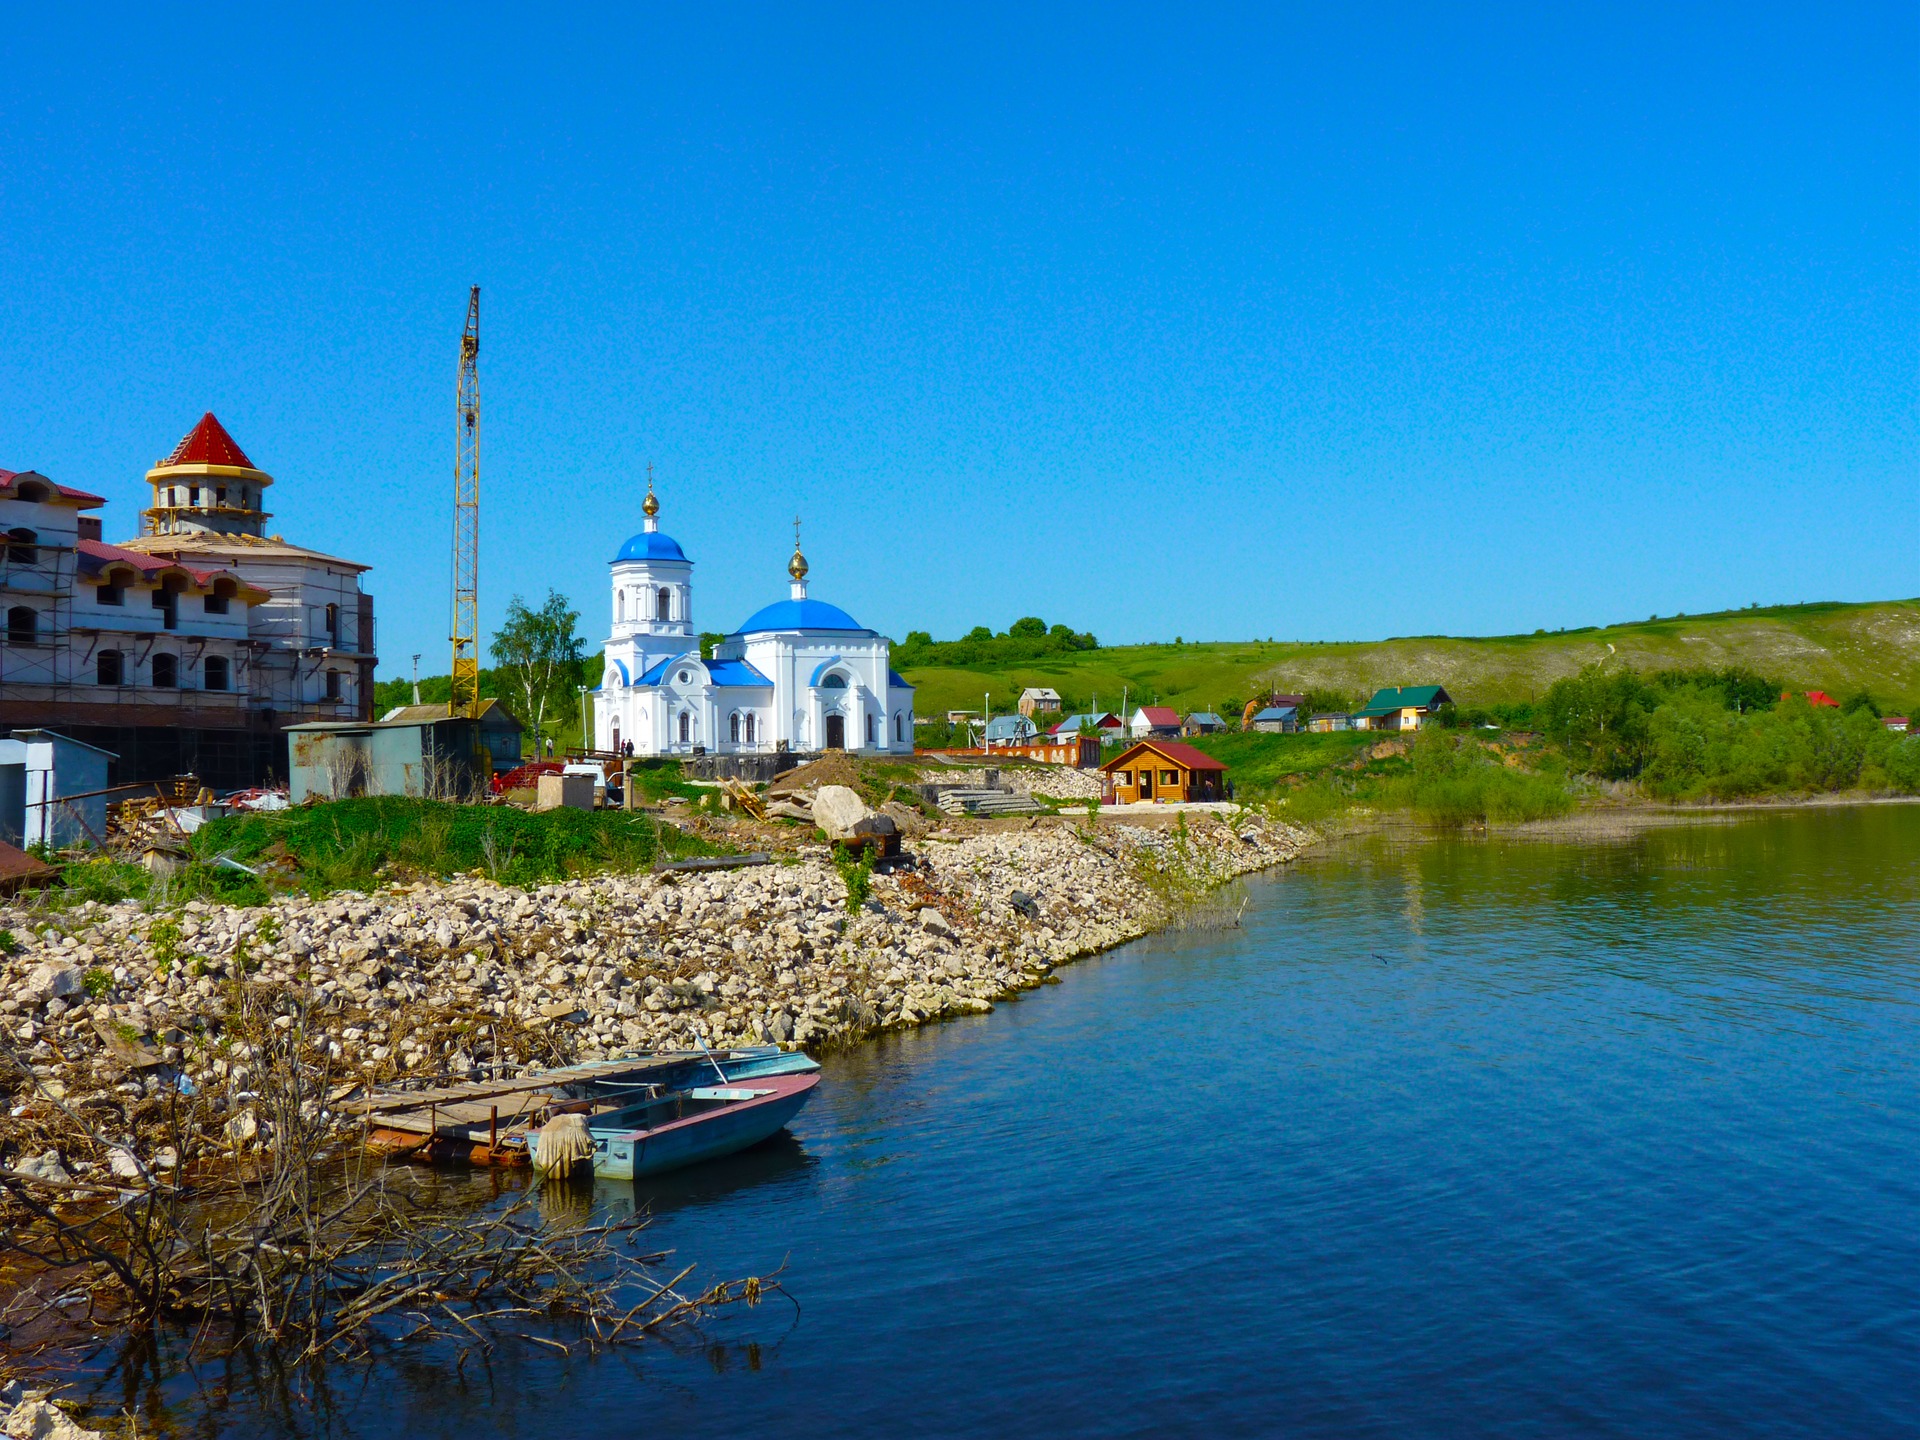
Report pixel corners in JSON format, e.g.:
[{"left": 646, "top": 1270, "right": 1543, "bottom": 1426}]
[{"left": 536, "top": 773, "right": 595, "bottom": 812}]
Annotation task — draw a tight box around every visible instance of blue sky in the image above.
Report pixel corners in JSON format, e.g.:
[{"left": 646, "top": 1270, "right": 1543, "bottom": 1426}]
[{"left": 2, "top": 5, "right": 1913, "bottom": 677}]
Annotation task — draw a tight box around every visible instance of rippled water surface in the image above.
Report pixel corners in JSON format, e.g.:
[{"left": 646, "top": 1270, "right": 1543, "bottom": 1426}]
[{"left": 195, "top": 808, "right": 1920, "bottom": 1436}]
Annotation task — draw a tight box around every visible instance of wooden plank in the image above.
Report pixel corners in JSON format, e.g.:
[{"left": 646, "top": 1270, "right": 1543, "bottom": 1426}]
[{"left": 349, "top": 1054, "right": 695, "bottom": 1115}]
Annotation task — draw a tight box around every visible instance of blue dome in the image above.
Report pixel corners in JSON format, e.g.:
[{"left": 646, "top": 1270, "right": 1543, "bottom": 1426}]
[
  {"left": 613, "top": 531, "right": 688, "bottom": 563},
  {"left": 735, "top": 597, "right": 868, "bottom": 634}
]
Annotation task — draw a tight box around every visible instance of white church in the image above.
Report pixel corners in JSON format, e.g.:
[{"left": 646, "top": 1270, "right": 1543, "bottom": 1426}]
[{"left": 591, "top": 482, "right": 915, "bottom": 757}]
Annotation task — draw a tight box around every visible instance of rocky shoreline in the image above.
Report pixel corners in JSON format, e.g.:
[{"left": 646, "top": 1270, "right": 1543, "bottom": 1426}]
[{"left": 0, "top": 810, "right": 1304, "bottom": 1174}]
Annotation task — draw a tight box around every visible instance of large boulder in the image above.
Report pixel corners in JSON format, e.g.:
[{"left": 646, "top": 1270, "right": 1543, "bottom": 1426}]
[
  {"left": 23, "top": 964, "right": 82, "bottom": 1005},
  {"left": 810, "top": 791, "right": 879, "bottom": 844}
]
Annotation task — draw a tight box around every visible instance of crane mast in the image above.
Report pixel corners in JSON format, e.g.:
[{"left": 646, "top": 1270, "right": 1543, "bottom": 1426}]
[{"left": 449, "top": 285, "right": 481, "bottom": 719}]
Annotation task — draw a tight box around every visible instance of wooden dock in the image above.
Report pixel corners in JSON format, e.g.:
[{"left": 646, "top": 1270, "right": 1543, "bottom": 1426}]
[{"left": 349, "top": 1051, "right": 732, "bottom": 1164}]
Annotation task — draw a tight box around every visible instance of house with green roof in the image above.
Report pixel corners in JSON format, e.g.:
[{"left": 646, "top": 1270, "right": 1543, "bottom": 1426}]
[{"left": 1351, "top": 685, "right": 1454, "bottom": 732}]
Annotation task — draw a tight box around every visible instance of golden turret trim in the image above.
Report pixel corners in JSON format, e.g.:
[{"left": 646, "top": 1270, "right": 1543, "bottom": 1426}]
[{"left": 145, "top": 462, "right": 273, "bottom": 485}]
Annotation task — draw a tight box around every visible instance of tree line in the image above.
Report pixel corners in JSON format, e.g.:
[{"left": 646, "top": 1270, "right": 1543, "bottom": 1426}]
[{"left": 1530, "top": 665, "right": 1920, "bottom": 798}]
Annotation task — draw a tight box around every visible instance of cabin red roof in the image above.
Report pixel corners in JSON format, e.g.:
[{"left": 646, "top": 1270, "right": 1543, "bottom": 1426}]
[
  {"left": 1102, "top": 739, "right": 1228, "bottom": 773},
  {"left": 1137, "top": 706, "right": 1180, "bottom": 726},
  {"left": 1804, "top": 690, "right": 1840, "bottom": 708},
  {"left": 0, "top": 469, "right": 106, "bottom": 506},
  {"left": 158, "top": 413, "right": 257, "bottom": 470}
]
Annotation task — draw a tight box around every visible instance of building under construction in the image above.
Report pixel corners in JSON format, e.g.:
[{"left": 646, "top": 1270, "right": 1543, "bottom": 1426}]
[{"left": 0, "top": 415, "right": 377, "bottom": 789}]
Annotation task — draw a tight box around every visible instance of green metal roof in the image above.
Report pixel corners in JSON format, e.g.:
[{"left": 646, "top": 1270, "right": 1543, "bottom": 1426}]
[{"left": 1353, "top": 685, "right": 1452, "bottom": 717}]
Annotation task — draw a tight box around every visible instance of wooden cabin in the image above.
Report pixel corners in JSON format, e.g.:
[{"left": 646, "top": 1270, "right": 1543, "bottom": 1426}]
[{"left": 1101, "top": 739, "right": 1228, "bottom": 804}]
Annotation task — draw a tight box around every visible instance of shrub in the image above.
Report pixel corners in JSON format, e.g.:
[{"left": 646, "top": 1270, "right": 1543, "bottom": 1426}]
[
  {"left": 835, "top": 850, "right": 874, "bottom": 913},
  {"left": 1406, "top": 729, "right": 1573, "bottom": 825}
]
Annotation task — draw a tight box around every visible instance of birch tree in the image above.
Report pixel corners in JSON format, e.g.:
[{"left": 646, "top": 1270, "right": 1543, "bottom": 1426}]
[{"left": 491, "top": 591, "right": 585, "bottom": 752}]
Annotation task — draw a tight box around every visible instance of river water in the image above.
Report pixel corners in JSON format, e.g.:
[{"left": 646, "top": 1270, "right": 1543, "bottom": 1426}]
[{"left": 163, "top": 807, "right": 1920, "bottom": 1437}]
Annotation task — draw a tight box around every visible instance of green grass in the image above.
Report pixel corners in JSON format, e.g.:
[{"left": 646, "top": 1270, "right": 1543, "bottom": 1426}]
[
  {"left": 899, "top": 598, "right": 1920, "bottom": 722},
  {"left": 192, "top": 796, "right": 717, "bottom": 894},
  {"left": 1181, "top": 731, "right": 1374, "bottom": 791},
  {"left": 1179, "top": 728, "right": 1577, "bottom": 827}
]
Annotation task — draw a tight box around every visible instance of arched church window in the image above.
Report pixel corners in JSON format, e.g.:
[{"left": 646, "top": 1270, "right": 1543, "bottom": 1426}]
[
  {"left": 730, "top": 713, "right": 740, "bottom": 743},
  {"left": 866, "top": 713, "right": 875, "bottom": 745},
  {"left": 617, "top": 590, "right": 625, "bottom": 622},
  {"left": 657, "top": 588, "right": 672, "bottom": 621},
  {"left": 894, "top": 712, "right": 902, "bottom": 741},
  {"left": 821, "top": 673, "right": 847, "bottom": 689},
  {"left": 746, "top": 714, "right": 755, "bottom": 744},
  {"left": 678, "top": 711, "right": 690, "bottom": 744}
]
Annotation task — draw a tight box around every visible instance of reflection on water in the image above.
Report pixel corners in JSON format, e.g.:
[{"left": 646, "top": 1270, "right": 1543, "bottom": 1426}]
[{"left": 107, "top": 807, "right": 1920, "bottom": 1438}]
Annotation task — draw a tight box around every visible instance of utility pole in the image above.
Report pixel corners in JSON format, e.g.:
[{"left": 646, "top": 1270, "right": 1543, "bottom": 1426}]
[
  {"left": 411, "top": 653, "right": 421, "bottom": 706},
  {"left": 578, "top": 685, "right": 591, "bottom": 753},
  {"left": 449, "top": 285, "right": 481, "bottom": 720}
]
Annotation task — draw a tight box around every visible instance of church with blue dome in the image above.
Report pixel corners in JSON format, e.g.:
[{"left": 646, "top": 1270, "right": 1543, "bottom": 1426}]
[{"left": 592, "top": 479, "right": 915, "bottom": 757}]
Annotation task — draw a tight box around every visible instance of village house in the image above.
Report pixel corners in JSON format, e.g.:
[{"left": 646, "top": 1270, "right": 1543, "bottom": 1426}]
[
  {"left": 1102, "top": 738, "right": 1228, "bottom": 804},
  {"left": 1306, "top": 711, "right": 1352, "bottom": 732},
  {"left": 1017, "top": 686, "right": 1062, "bottom": 718},
  {"left": 1050, "top": 712, "right": 1124, "bottom": 745},
  {"left": 1129, "top": 705, "right": 1181, "bottom": 739},
  {"left": 1351, "top": 685, "right": 1453, "bottom": 732},
  {"left": 1882, "top": 716, "right": 1910, "bottom": 733},
  {"left": 1249, "top": 705, "right": 1298, "bottom": 733},
  {"left": 983, "top": 714, "right": 1038, "bottom": 746},
  {"left": 1183, "top": 711, "right": 1226, "bottom": 736},
  {"left": 1241, "top": 693, "right": 1305, "bottom": 729}
]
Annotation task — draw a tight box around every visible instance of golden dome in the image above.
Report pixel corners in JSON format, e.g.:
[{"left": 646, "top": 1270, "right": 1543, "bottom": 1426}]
[
  {"left": 788, "top": 545, "right": 809, "bottom": 581},
  {"left": 642, "top": 487, "right": 659, "bottom": 518}
]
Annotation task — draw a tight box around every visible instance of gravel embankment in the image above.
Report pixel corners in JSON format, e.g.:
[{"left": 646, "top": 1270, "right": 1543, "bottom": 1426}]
[{"left": 0, "top": 813, "right": 1303, "bottom": 1163}]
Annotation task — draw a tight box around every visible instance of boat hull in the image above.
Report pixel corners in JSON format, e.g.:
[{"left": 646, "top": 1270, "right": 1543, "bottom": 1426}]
[{"left": 588, "top": 1072, "right": 818, "bottom": 1180}]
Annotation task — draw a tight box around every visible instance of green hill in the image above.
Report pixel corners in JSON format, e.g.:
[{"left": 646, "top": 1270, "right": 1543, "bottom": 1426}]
[{"left": 901, "top": 599, "right": 1920, "bottom": 721}]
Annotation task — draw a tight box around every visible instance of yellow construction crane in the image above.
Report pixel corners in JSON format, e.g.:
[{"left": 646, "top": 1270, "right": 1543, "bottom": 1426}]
[{"left": 449, "top": 286, "right": 481, "bottom": 719}]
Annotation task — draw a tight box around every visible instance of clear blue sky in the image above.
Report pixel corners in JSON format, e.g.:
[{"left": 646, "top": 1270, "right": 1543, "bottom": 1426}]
[{"left": 3, "top": 5, "right": 1914, "bottom": 677}]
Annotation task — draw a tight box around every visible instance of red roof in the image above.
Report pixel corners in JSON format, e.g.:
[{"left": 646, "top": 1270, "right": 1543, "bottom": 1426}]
[
  {"left": 1103, "top": 738, "right": 1228, "bottom": 773},
  {"left": 1804, "top": 690, "right": 1840, "bottom": 708},
  {"left": 0, "top": 469, "right": 106, "bottom": 506},
  {"left": 1138, "top": 706, "right": 1180, "bottom": 726},
  {"left": 77, "top": 538, "right": 261, "bottom": 597},
  {"left": 158, "top": 413, "right": 257, "bottom": 470}
]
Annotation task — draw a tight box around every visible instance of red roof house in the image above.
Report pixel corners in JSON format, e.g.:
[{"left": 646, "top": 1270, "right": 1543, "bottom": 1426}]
[
  {"left": 1101, "top": 738, "right": 1229, "bottom": 804},
  {"left": 1130, "top": 705, "right": 1181, "bottom": 737}
]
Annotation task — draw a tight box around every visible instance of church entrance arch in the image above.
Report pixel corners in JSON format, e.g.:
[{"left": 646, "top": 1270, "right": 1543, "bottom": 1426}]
[{"left": 825, "top": 714, "right": 845, "bottom": 750}]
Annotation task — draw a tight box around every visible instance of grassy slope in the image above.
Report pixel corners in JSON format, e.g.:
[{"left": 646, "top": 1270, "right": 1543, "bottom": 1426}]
[{"left": 901, "top": 599, "right": 1920, "bottom": 719}]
